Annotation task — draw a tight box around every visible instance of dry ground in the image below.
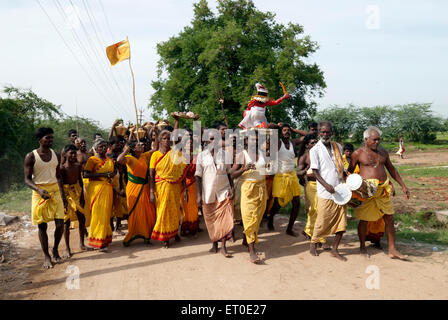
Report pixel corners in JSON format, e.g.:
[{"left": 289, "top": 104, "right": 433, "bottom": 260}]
[{"left": 1, "top": 150, "right": 448, "bottom": 300}]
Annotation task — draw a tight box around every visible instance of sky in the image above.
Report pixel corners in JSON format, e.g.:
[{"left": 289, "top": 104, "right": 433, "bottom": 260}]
[{"left": 1, "top": 0, "right": 447, "bottom": 128}]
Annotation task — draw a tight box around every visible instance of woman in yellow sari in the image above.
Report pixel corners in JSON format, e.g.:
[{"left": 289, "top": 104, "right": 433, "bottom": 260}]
[
  {"left": 83, "top": 139, "right": 115, "bottom": 251},
  {"left": 150, "top": 129, "right": 187, "bottom": 248},
  {"left": 117, "top": 137, "right": 157, "bottom": 246}
]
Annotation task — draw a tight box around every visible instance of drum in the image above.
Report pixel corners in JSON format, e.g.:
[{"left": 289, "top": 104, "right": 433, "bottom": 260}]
[
  {"left": 332, "top": 183, "right": 352, "bottom": 206},
  {"left": 346, "top": 174, "right": 377, "bottom": 208}
]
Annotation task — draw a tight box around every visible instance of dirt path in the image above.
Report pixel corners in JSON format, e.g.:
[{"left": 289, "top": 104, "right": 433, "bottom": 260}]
[
  {"left": 1, "top": 149, "right": 448, "bottom": 300},
  {"left": 1, "top": 216, "right": 447, "bottom": 300}
]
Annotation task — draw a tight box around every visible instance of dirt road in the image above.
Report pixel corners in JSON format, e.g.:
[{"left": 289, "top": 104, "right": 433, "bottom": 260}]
[
  {"left": 1, "top": 216, "right": 447, "bottom": 300},
  {"left": 1, "top": 150, "right": 448, "bottom": 300}
]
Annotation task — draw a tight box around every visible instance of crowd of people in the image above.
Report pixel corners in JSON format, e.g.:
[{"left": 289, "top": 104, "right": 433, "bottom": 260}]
[{"left": 24, "top": 84, "right": 411, "bottom": 269}]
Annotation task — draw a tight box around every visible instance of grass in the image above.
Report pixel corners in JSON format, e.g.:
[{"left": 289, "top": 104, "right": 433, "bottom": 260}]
[
  {"left": 0, "top": 185, "right": 31, "bottom": 215},
  {"left": 395, "top": 165, "right": 448, "bottom": 178},
  {"left": 279, "top": 198, "right": 448, "bottom": 246}
]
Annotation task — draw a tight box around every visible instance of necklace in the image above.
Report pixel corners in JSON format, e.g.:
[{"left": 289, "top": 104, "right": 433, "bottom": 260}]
[{"left": 364, "top": 147, "right": 379, "bottom": 168}]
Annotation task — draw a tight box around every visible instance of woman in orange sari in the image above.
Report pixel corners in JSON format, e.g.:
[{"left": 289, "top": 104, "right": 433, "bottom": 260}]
[
  {"left": 117, "top": 135, "right": 157, "bottom": 246},
  {"left": 150, "top": 129, "right": 187, "bottom": 248},
  {"left": 83, "top": 139, "right": 115, "bottom": 251}
]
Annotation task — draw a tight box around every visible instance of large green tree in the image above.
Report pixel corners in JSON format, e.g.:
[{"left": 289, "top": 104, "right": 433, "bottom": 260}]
[{"left": 149, "top": 0, "right": 326, "bottom": 128}]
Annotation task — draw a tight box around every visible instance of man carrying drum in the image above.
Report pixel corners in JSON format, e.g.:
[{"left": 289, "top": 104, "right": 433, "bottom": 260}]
[
  {"left": 348, "top": 126, "right": 410, "bottom": 260},
  {"left": 309, "top": 121, "right": 347, "bottom": 261}
]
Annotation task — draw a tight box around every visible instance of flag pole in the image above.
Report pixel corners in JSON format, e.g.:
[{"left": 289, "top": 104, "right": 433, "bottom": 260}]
[{"left": 127, "top": 36, "right": 139, "bottom": 140}]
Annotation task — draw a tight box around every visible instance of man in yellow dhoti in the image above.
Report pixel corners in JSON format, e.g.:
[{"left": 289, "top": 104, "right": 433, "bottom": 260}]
[
  {"left": 231, "top": 132, "right": 267, "bottom": 264},
  {"left": 267, "top": 124, "right": 302, "bottom": 237},
  {"left": 83, "top": 139, "right": 115, "bottom": 251},
  {"left": 61, "top": 144, "right": 89, "bottom": 257},
  {"left": 24, "top": 128, "right": 68, "bottom": 269},
  {"left": 297, "top": 134, "right": 328, "bottom": 246},
  {"left": 150, "top": 129, "right": 187, "bottom": 248},
  {"left": 349, "top": 126, "right": 410, "bottom": 260}
]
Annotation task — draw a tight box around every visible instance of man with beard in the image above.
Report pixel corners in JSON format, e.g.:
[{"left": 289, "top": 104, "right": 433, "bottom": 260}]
[
  {"left": 309, "top": 121, "right": 347, "bottom": 261},
  {"left": 349, "top": 127, "right": 410, "bottom": 260},
  {"left": 24, "top": 127, "right": 68, "bottom": 269},
  {"left": 267, "top": 123, "right": 302, "bottom": 237}
]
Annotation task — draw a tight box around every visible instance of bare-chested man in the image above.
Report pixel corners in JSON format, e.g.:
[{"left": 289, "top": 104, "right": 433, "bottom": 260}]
[
  {"left": 75, "top": 137, "right": 89, "bottom": 168},
  {"left": 61, "top": 144, "right": 89, "bottom": 257},
  {"left": 24, "top": 127, "right": 68, "bottom": 269},
  {"left": 349, "top": 126, "right": 410, "bottom": 260}
]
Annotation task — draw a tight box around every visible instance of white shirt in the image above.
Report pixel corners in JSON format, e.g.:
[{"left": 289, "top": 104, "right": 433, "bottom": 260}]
[
  {"left": 309, "top": 140, "right": 344, "bottom": 199},
  {"left": 195, "top": 149, "right": 232, "bottom": 204},
  {"left": 278, "top": 140, "right": 295, "bottom": 173}
]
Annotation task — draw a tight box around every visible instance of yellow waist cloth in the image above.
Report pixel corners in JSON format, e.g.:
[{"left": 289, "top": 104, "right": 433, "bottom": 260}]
[
  {"left": 241, "top": 180, "right": 267, "bottom": 244},
  {"left": 355, "top": 178, "right": 394, "bottom": 222},
  {"left": 31, "top": 183, "right": 65, "bottom": 225},
  {"left": 272, "top": 171, "right": 302, "bottom": 207},
  {"left": 63, "top": 183, "right": 86, "bottom": 225},
  {"left": 304, "top": 181, "right": 326, "bottom": 243}
]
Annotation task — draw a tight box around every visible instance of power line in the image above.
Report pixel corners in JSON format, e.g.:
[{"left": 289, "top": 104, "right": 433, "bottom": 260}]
[
  {"left": 34, "top": 0, "right": 122, "bottom": 119},
  {"left": 52, "top": 0, "right": 123, "bottom": 114},
  {"left": 56, "top": 0, "right": 131, "bottom": 118},
  {"left": 80, "top": 0, "right": 134, "bottom": 117},
  {"left": 95, "top": 0, "right": 133, "bottom": 100}
]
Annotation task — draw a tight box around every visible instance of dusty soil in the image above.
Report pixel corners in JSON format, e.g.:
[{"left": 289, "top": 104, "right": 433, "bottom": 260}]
[{"left": 1, "top": 150, "right": 448, "bottom": 300}]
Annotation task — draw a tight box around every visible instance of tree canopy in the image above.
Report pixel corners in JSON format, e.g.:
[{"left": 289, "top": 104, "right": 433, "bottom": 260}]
[
  {"left": 149, "top": 0, "right": 326, "bottom": 128},
  {"left": 314, "top": 103, "right": 445, "bottom": 143},
  {"left": 0, "top": 86, "right": 106, "bottom": 192}
]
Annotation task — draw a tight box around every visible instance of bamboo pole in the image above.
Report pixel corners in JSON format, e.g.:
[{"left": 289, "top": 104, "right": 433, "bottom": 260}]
[{"left": 127, "top": 37, "right": 140, "bottom": 140}]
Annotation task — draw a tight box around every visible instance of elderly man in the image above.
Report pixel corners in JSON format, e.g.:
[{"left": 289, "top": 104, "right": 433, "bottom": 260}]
[
  {"left": 349, "top": 127, "right": 410, "bottom": 260},
  {"left": 309, "top": 121, "right": 347, "bottom": 261}
]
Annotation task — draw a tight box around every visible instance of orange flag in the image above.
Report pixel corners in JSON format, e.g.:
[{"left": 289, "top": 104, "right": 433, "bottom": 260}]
[{"left": 106, "top": 39, "right": 130, "bottom": 66}]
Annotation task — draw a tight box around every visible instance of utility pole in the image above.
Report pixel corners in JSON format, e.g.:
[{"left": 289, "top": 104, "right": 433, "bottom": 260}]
[{"left": 138, "top": 108, "right": 144, "bottom": 125}]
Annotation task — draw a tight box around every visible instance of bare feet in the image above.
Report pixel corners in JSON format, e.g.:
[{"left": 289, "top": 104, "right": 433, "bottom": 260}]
[
  {"left": 221, "top": 247, "right": 233, "bottom": 258},
  {"left": 63, "top": 249, "right": 72, "bottom": 259},
  {"left": 360, "top": 246, "right": 370, "bottom": 258},
  {"left": 249, "top": 251, "right": 262, "bottom": 264},
  {"left": 331, "top": 249, "right": 347, "bottom": 262},
  {"left": 99, "top": 247, "right": 108, "bottom": 253},
  {"left": 80, "top": 244, "right": 93, "bottom": 251},
  {"left": 302, "top": 231, "right": 311, "bottom": 241},
  {"left": 388, "top": 248, "right": 408, "bottom": 260},
  {"left": 164, "top": 241, "right": 170, "bottom": 249},
  {"left": 52, "top": 248, "right": 62, "bottom": 263},
  {"left": 209, "top": 242, "right": 218, "bottom": 253},
  {"left": 309, "top": 243, "right": 319, "bottom": 257},
  {"left": 286, "top": 229, "right": 298, "bottom": 237},
  {"left": 43, "top": 256, "right": 54, "bottom": 269}
]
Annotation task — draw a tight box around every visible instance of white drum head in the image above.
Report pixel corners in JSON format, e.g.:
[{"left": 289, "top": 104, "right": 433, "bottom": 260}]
[
  {"left": 346, "top": 174, "right": 363, "bottom": 191},
  {"left": 332, "top": 184, "right": 352, "bottom": 205}
]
